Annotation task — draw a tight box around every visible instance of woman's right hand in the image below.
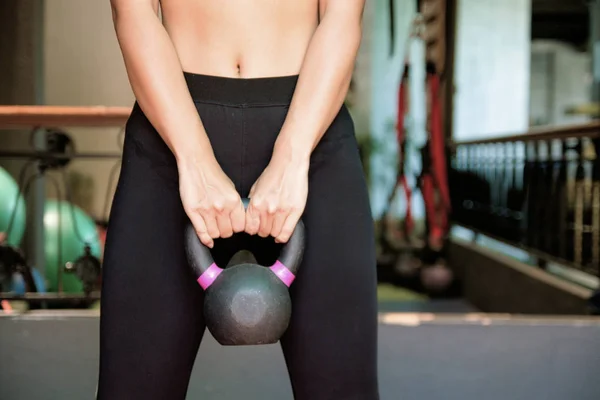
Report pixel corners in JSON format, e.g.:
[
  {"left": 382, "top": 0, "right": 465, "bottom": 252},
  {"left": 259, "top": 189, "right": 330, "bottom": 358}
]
[{"left": 178, "top": 158, "right": 245, "bottom": 248}]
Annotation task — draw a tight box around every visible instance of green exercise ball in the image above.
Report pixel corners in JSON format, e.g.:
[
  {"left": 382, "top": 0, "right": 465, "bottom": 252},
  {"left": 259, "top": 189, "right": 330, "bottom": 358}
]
[
  {"left": 44, "top": 200, "right": 101, "bottom": 293},
  {"left": 0, "top": 167, "right": 26, "bottom": 246}
]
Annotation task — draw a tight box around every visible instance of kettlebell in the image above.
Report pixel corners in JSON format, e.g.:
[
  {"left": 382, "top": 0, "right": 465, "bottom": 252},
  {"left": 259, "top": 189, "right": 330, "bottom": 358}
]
[
  {"left": 65, "top": 244, "right": 102, "bottom": 294},
  {"left": 184, "top": 199, "right": 305, "bottom": 346},
  {"left": 44, "top": 129, "right": 75, "bottom": 169}
]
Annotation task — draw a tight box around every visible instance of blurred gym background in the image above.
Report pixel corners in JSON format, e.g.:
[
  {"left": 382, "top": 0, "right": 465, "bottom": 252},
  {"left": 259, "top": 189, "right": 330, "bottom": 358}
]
[{"left": 1, "top": 1, "right": 600, "bottom": 399}]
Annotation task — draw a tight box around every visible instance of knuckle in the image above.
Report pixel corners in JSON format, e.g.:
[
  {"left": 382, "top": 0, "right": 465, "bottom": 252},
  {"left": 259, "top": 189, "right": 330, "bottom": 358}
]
[
  {"left": 227, "top": 194, "right": 240, "bottom": 205},
  {"left": 196, "top": 203, "right": 211, "bottom": 214},
  {"left": 251, "top": 196, "right": 264, "bottom": 208},
  {"left": 212, "top": 201, "right": 225, "bottom": 213}
]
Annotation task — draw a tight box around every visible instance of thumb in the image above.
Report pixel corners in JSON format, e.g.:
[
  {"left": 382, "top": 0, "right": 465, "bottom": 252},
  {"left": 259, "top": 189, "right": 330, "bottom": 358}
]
[
  {"left": 249, "top": 181, "right": 257, "bottom": 198},
  {"left": 245, "top": 200, "right": 261, "bottom": 235}
]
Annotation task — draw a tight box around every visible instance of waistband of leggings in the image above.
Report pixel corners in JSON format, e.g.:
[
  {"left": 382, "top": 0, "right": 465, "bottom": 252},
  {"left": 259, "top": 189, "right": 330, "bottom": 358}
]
[{"left": 183, "top": 71, "right": 298, "bottom": 107}]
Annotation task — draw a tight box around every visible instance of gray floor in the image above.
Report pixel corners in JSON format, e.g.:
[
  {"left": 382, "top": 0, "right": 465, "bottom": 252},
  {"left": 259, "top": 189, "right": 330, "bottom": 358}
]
[
  {"left": 377, "top": 299, "right": 477, "bottom": 313},
  {"left": 1, "top": 313, "right": 600, "bottom": 400}
]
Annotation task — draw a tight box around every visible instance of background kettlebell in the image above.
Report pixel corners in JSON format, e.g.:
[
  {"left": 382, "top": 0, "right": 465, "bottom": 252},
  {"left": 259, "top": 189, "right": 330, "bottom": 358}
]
[
  {"left": 184, "top": 199, "right": 305, "bottom": 346},
  {"left": 65, "top": 244, "right": 102, "bottom": 295}
]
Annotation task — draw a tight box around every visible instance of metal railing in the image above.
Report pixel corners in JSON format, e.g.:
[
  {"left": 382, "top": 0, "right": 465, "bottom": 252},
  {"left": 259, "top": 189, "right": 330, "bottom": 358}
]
[{"left": 449, "top": 122, "right": 600, "bottom": 278}]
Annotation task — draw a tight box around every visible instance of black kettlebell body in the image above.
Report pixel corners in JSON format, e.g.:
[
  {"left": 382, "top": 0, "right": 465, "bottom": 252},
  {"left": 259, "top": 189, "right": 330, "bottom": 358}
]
[
  {"left": 184, "top": 200, "right": 305, "bottom": 346},
  {"left": 65, "top": 244, "right": 102, "bottom": 294},
  {"left": 204, "top": 263, "right": 292, "bottom": 345}
]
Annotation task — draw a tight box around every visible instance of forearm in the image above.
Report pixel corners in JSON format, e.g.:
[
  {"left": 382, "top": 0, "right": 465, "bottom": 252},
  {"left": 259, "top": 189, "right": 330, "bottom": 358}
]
[
  {"left": 111, "top": 1, "right": 215, "bottom": 165},
  {"left": 274, "top": 2, "right": 364, "bottom": 162}
]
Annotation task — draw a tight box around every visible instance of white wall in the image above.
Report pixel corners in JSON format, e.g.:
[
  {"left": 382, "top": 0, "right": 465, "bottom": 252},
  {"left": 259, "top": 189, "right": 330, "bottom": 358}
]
[
  {"left": 43, "top": 0, "right": 134, "bottom": 219},
  {"left": 453, "top": 0, "right": 531, "bottom": 141},
  {"left": 530, "top": 40, "right": 592, "bottom": 127}
]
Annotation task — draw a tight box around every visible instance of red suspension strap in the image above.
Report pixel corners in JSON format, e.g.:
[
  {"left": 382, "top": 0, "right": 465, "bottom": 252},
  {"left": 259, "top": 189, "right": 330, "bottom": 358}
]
[
  {"left": 396, "top": 70, "right": 415, "bottom": 237},
  {"left": 420, "top": 72, "right": 451, "bottom": 250}
]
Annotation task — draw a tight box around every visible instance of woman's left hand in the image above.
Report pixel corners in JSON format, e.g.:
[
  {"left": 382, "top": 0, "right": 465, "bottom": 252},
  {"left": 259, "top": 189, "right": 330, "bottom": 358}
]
[{"left": 245, "top": 154, "right": 309, "bottom": 243}]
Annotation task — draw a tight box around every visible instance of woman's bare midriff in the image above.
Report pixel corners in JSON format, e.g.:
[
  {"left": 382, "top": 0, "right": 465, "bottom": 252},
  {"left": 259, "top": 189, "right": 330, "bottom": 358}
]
[{"left": 160, "top": 0, "right": 320, "bottom": 78}]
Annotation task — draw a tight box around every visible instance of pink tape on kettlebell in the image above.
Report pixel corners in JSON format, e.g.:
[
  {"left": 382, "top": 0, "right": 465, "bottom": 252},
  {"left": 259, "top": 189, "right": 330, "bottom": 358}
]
[
  {"left": 197, "top": 263, "right": 223, "bottom": 290},
  {"left": 270, "top": 261, "right": 296, "bottom": 287}
]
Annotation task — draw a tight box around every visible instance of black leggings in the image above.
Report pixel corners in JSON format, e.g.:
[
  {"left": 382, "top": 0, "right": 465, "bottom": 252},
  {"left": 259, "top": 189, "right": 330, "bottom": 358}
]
[{"left": 97, "top": 73, "right": 379, "bottom": 399}]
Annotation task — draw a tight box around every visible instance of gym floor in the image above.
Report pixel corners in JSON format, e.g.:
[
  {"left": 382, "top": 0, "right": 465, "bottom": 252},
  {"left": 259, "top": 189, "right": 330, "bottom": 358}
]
[{"left": 2, "top": 293, "right": 600, "bottom": 400}]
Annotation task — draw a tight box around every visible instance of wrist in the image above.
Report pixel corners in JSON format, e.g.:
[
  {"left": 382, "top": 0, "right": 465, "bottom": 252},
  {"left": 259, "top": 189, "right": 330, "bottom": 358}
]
[
  {"left": 167, "top": 122, "right": 215, "bottom": 165},
  {"left": 175, "top": 147, "right": 218, "bottom": 171},
  {"left": 273, "top": 134, "right": 312, "bottom": 166}
]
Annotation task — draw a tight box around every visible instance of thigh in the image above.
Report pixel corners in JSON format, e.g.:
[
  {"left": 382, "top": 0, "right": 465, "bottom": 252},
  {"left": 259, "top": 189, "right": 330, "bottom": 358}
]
[
  {"left": 97, "top": 113, "right": 205, "bottom": 400},
  {"left": 280, "top": 119, "right": 380, "bottom": 399}
]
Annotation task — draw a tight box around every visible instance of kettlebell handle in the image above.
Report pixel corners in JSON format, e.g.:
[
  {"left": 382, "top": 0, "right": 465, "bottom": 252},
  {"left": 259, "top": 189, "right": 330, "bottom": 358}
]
[{"left": 184, "top": 198, "right": 305, "bottom": 290}]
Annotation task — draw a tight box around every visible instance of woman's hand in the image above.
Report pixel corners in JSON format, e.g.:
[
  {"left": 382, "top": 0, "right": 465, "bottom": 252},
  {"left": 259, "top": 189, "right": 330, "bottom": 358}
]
[
  {"left": 178, "top": 158, "right": 245, "bottom": 248},
  {"left": 245, "top": 154, "right": 309, "bottom": 243}
]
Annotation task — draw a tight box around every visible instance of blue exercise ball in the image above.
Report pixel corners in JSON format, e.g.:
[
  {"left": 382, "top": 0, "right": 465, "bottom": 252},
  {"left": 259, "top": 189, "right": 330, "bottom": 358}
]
[{"left": 0, "top": 167, "right": 26, "bottom": 246}]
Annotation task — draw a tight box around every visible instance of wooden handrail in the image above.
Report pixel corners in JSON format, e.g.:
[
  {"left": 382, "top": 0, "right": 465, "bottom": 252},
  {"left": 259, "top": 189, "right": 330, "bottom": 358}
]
[
  {"left": 452, "top": 121, "right": 600, "bottom": 146},
  {"left": 0, "top": 106, "right": 131, "bottom": 129}
]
